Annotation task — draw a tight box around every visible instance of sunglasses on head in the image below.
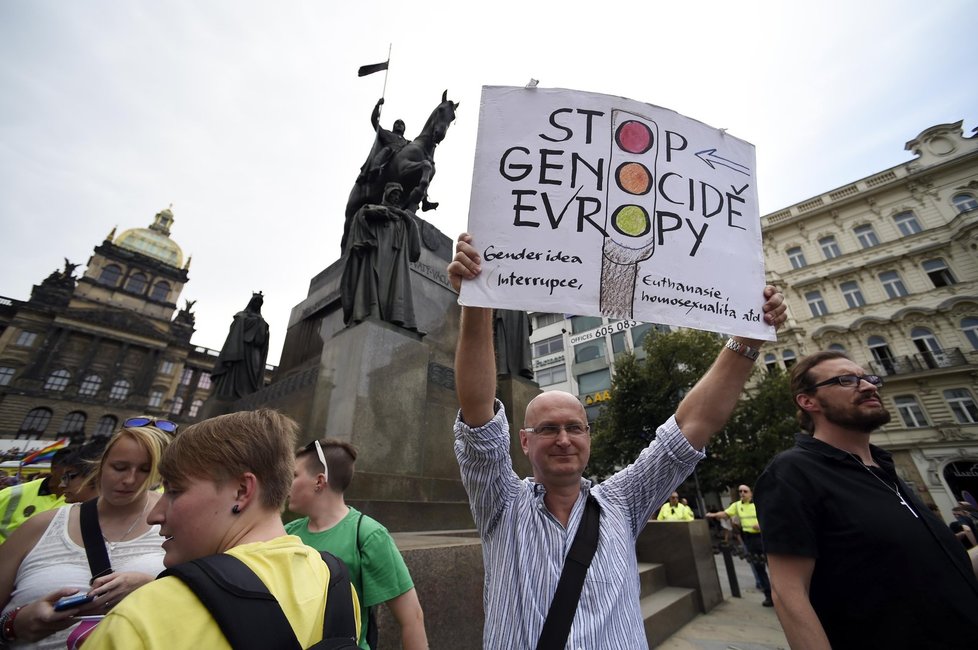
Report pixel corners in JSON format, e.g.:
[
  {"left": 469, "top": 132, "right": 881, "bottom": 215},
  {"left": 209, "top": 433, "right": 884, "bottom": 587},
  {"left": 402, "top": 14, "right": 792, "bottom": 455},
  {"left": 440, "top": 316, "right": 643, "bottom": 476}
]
[
  {"left": 304, "top": 440, "right": 329, "bottom": 482},
  {"left": 123, "top": 417, "right": 178, "bottom": 433}
]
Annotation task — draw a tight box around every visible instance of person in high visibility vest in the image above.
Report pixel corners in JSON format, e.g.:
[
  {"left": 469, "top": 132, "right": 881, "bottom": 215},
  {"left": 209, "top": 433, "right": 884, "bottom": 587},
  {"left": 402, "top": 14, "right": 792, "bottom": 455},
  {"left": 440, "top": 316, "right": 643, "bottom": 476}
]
[
  {"left": 707, "top": 484, "right": 772, "bottom": 606},
  {"left": 656, "top": 492, "right": 694, "bottom": 521},
  {"left": 0, "top": 448, "right": 70, "bottom": 544}
]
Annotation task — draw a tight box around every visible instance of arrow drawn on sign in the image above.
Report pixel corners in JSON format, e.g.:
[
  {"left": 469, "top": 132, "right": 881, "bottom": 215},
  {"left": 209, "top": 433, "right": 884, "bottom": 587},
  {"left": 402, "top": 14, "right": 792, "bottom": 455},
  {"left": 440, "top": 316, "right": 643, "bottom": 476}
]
[{"left": 695, "top": 149, "right": 751, "bottom": 176}]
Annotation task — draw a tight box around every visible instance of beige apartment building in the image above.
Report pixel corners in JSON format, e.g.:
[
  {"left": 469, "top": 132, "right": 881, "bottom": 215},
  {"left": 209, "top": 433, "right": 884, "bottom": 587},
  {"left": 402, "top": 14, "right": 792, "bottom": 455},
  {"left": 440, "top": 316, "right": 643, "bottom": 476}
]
[{"left": 528, "top": 120, "right": 978, "bottom": 518}]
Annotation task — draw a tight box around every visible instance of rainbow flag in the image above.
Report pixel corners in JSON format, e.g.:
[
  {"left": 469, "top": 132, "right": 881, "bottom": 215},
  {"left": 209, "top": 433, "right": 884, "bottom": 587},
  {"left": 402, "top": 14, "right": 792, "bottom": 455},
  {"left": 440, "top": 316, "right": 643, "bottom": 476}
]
[{"left": 20, "top": 438, "right": 69, "bottom": 466}]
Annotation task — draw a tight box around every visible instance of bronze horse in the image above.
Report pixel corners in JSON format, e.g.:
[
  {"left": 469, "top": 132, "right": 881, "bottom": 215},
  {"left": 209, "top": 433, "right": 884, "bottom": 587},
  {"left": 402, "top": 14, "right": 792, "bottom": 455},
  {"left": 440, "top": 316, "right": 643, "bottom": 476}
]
[{"left": 343, "top": 90, "right": 459, "bottom": 250}]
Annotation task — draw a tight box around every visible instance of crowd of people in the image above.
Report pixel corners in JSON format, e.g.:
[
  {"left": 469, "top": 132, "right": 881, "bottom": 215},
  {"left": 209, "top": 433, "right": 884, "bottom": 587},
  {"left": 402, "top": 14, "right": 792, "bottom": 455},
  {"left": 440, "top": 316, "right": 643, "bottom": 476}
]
[{"left": 0, "top": 231, "right": 975, "bottom": 649}]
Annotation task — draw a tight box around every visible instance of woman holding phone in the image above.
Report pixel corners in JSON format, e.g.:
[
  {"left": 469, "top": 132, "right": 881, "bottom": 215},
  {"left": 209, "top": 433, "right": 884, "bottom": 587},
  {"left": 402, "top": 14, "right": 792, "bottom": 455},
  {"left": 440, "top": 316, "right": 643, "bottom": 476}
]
[{"left": 0, "top": 418, "right": 173, "bottom": 649}]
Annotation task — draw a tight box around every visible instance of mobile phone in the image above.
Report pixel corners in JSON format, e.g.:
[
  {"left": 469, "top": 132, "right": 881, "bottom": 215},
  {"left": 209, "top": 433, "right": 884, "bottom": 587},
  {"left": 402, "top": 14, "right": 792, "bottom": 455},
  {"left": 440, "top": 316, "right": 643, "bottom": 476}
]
[{"left": 54, "top": 593, "right": 95, "bottom": 612}]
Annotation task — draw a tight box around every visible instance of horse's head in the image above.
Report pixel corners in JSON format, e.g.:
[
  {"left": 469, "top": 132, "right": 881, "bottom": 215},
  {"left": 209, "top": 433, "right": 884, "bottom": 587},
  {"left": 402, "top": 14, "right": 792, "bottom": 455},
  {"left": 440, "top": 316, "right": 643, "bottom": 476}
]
[{"left": 421, "top": 90, "right": 459, "bottom": 145}]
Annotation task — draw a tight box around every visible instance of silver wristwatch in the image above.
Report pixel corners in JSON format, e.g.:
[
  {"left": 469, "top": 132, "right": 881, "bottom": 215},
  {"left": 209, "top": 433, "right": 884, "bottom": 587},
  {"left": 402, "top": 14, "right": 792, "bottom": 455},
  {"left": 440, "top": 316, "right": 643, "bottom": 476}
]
[{"left": 725, "top": 338, "right": 760, "bottom": 361}]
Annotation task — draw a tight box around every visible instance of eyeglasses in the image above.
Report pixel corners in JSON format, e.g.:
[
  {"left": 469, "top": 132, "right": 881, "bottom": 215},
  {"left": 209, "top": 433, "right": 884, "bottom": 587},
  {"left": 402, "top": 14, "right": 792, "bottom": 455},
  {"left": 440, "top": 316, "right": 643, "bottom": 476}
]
[
  {"left": 307, "top": 440, "right": 329, "bottom": 482},
  {"left": 523, "top": 423, "right": 590, "bottom": 437},
  {"left": 124, "top": 417, "right": 179, "bottom": 433},
  {"left": 805, "top": 374, "right": 883, "bottom": 392}
]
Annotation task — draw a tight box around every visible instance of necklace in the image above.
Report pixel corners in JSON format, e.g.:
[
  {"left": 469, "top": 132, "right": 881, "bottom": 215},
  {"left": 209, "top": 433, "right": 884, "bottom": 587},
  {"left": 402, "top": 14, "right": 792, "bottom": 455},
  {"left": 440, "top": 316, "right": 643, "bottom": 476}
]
[
  {"left": 847, "top": 453, "right": 918, "bottom": 518},
  {"left": 102, "top": 499, "right": 149, "bottom": 549}
]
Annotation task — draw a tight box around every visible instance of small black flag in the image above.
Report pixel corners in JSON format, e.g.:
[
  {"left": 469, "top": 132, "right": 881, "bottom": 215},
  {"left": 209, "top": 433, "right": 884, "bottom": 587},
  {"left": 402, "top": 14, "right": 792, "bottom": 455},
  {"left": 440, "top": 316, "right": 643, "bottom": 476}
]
[{"left": 357, "top": 60, "right": 389, "bottom": 77}]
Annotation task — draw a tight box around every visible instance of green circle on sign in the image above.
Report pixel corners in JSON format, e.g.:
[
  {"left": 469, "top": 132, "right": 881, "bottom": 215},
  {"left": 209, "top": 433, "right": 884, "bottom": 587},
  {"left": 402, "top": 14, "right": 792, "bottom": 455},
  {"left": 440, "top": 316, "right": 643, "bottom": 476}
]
[{"left": 612, "top": 205, "right": 651, "bottom": 237}]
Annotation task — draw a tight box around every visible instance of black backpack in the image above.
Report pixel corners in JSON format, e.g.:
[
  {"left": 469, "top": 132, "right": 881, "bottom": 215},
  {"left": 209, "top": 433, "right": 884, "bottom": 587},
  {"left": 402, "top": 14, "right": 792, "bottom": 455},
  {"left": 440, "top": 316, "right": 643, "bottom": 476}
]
[{"left": 161, "top": 550, "right": 358, "bottom": 650}]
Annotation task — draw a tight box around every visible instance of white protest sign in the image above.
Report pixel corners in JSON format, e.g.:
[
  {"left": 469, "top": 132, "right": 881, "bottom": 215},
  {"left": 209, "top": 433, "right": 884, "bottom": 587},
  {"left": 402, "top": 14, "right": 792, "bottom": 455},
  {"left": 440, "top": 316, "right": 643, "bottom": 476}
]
[{"left": 461, "top": 86, "right": 774, "bottom": 341}]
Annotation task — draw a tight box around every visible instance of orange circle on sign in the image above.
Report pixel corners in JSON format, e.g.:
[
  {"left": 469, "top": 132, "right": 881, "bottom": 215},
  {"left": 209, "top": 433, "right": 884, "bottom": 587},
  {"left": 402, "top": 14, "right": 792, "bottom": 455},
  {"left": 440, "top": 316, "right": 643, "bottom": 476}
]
[{"left": 616, "top": 162, "right": 652, "bottom": 195}]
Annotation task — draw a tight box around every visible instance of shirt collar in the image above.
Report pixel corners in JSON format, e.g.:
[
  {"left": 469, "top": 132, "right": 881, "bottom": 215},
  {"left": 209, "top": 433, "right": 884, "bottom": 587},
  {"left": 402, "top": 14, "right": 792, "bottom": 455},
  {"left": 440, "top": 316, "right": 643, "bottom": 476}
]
[{"left": 794, "top": 432, "right": 896, "bottom": 471}]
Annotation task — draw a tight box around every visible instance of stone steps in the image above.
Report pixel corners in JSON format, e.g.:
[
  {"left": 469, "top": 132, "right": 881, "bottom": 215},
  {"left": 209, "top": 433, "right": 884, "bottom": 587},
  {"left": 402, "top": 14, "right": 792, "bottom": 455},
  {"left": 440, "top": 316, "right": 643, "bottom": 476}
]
[{"left": 637, "top": 562, "right": 699, "bottom": 647}]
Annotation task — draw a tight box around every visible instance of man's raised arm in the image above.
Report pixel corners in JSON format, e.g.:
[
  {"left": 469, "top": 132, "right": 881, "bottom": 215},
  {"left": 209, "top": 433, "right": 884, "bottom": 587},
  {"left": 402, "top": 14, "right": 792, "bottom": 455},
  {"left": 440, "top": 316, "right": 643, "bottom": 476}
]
[
  {"left": 675, "top": 286, "right": 787, "bottom": 449},
  {"left": 448, "top": 233, "right": 496, "bottom": 427}
]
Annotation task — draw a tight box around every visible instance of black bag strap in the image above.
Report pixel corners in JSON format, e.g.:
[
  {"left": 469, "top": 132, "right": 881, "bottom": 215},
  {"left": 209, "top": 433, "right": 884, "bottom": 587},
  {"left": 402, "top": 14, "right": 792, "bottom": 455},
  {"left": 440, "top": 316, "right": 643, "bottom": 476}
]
[
  {"left": 161, "top": 550, "right": 357, "bottom": 650},
  {"left": 355, "top": 513, "right": 379, "bottom": 650},
  {"left": 535, "top": 493, "right": 601, "bottom": 650},
  {"left": 79, "top": 499, "right": 113, "bottom": 583}
]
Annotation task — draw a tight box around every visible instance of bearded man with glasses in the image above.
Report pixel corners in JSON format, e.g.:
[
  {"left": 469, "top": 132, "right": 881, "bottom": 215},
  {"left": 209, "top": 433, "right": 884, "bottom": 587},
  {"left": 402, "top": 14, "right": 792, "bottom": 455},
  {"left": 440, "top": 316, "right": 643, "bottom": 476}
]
[{"left": 755, "top": 350, "right": 978, "bottom": 649}]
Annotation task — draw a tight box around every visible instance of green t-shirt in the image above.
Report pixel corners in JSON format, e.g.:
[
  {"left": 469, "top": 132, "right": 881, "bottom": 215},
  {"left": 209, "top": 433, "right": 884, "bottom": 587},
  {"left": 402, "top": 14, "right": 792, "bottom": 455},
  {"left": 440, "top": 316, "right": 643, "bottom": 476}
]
[{"left": 285, "top": 507, "right": 413, "bottom": 650}]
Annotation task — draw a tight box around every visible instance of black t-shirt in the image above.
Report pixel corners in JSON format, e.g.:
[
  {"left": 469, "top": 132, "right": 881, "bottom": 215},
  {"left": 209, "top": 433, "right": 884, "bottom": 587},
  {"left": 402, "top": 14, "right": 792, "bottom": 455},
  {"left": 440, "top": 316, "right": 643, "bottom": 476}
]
[{"left": 756, "top": 434, "right": 978, "bottom": 649}]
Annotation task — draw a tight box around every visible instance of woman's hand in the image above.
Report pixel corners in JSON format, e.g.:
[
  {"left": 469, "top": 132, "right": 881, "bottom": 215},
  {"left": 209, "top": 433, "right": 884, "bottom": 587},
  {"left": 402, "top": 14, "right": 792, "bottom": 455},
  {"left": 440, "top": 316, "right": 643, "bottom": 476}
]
[
  {"left": 12, "top": 588, "right": 81, "bottom": 642},
  {"left": 87, "top": 572, "right": 154, "bottom": 612}
]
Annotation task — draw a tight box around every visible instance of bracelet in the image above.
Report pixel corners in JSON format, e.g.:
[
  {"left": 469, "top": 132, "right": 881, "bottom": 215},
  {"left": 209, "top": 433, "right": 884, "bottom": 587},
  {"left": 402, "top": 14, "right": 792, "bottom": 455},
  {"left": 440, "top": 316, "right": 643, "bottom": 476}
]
[
  {"left": 0, "top": 606, "right": 22, "bottom": 644},
  {"left": 725, "top": 338, "right": 759, "bottom": 361}
]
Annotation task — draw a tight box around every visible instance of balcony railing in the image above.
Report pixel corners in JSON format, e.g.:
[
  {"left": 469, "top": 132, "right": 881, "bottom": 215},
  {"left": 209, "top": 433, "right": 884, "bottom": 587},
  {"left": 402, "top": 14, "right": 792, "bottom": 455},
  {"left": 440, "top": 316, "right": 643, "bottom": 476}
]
[{"left": 868, "top": 347, "right": 970, "bottom": 377}]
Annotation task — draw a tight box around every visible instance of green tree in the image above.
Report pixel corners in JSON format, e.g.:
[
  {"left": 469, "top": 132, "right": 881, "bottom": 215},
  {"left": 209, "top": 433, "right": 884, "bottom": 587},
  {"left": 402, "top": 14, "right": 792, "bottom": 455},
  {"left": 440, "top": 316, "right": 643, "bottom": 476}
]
[
  {"left": 588, "top": 330, "right": 797, "bottom": 494},
  {"left": 588, "top": 328, "right": 720, "bottom": 479},
  {"left": 696, "top": 368, "right": 797, "bottom": 493}
]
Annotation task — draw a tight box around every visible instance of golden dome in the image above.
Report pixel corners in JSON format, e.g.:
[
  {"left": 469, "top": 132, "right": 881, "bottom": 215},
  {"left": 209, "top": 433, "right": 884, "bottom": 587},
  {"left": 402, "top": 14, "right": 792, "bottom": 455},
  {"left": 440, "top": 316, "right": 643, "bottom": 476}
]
[{"left": 114, "top": 207, "right": 184, "bottom": 267}]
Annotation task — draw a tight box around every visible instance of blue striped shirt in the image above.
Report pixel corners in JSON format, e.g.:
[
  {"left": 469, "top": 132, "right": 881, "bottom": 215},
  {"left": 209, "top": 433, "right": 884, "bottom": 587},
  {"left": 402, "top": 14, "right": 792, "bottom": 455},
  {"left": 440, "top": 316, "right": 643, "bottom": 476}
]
[{"left": 454, "top": 401, "right": 705, "bottom": 649}]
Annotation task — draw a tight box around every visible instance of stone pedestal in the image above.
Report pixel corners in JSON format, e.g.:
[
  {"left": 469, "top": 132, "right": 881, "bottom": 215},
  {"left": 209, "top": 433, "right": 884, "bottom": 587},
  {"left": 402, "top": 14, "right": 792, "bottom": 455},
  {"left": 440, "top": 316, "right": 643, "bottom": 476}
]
[
  {"left": 637, "top": 520, "right": 723, "bottom": 612},
  {"left": 240, "top": 219, "right": 541, "bottom": 530}
]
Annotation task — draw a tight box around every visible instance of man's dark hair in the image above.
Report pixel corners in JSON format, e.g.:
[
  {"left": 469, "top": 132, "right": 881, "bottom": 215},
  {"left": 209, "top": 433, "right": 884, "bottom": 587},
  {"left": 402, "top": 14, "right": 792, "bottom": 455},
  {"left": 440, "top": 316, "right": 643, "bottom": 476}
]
[
  {"left": 296, "top": 438, "right": 358, "bottom": 494},
  {"left": 51, "top": 446, "right": 74, "bottom": 468},
  {"left": 789, "top": 350, "right": 851, "bottom": 434}
]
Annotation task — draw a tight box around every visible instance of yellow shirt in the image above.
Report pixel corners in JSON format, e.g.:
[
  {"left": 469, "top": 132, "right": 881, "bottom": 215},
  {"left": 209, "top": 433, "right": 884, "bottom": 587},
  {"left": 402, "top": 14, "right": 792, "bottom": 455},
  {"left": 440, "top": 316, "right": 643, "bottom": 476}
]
[
  {"left": 0, "top": 477, "right": 64, "bottom": 543},
  {"left": 725, "top": 499, "right": 760, "bottom": 533},
  {"left": 656, "top": 502, "right": 694, "bottom": 521},
  {"left": 84, "top": 535, "right": 361, "bottom": 649}
]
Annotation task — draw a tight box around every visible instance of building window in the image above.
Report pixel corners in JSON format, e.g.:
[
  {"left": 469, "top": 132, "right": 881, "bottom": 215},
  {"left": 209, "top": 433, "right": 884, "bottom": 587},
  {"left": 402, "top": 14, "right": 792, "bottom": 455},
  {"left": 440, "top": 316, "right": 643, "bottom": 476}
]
[
  {"left": 44, "top": 369, "right": 71, "bottom": 392},
  {"left": 97, "top": 264, "right": 122, "bottom": 287},
  {"left": 150, "top": 281, "right": 171, "bottom": 302},
  {"left": 894, "top": 395, "right": 928, "bottom": 428},
  {"left": 782, "top": 350, "right": 797, "bottom": 369},
  {"left": 819, "top": 235, "right": 841, "bottom": 259},
  {"left": 570, "top": 315, "right": 603, "bottom": 334},
  {"left": 828, "top": 343, "right": 847, "bottom": 352},
  {"left": 197, "top": 373, "right": 212, "bottom": 390},
  {"left": 962, "top": 317, "right": 978, "bottom": 351},
  {"left": 611, "top": 331, "right": 627, "bottom": 355},
  {"left": 19, "top": 408, "right": 53, "bottom": 436},
  {"left": 879, "top": 271, "right": 909, "bottom": 299},
  {"left": 180, "top": 368, "right": 194, "bottom": 386},
  {"left": 58, "top": 411, "right": 87, "bottom": 435},
  {"left": 574, "top": 339, "right": 606, "bottom": 364},
  {"left": 160, "top": 360, "right": 175, "bottom": 375},
  {"left": 15, "top": 331, "right": 38, "bottom": 347},
  {"left": 892, "top": 211, "right": 922, "bottom": 236},
  {"left": 922, "top": 258, "right": 956, "bottom": 288},
  {"left": 77, "top": 374, "right": 102, "bottom": 397},
  {"left": 787, "top": 246, "right": 807, "bottom": 269},
  {"left": 535, "top": 313, "right": 563, "bottom": 329},
  {"left": 124, "top": 272, "right": 148, "bottom": 295},
  {"left": 148, "top": 389, "right": 164, "bottom": 408},
  {"left": 868, "top": 336, "right": 896, "bottom": 374},
  {"left": 911, "top": 327, "right": 944, "bottom": 369},
  {"left": 577, "top": 368, "right": 611, "bottom": 394},
  {"left": 763, "top": 353, "right": 778, "bottom": 373},
  {"left": 170, "top": 396, "right": 184, "bottom": 416},
  {"left": 189, "top": 399, "right": 204, "bottom": 418},
  {"left": 840, "top": 281, "right": 866, "bottom": 308},
  {"left": 108, "top": 379, "right": 131, "bottom": 401},
  {"left": 945, "top": 389, "right": 978, "bottom": 424},
  {"left": 533, "top": 335, "right": 564, "bottom": 358},
  {"left": 94, "top": 415, "right": 117, "bottom": 437},
  {"left": 536, "top": 365, "right": 567, "bottom": 387},
  {"left": 0, "top": 366, "right": 15, "bottom": 386},
  {"left": 853, "top": 224, "right": 880, "bottom": 248},
  {"left": 952, "top": 193, "right": 978, "bottom": 213},
  {"left": 805, "top": 290, "right": 829, "bottom": 317}
]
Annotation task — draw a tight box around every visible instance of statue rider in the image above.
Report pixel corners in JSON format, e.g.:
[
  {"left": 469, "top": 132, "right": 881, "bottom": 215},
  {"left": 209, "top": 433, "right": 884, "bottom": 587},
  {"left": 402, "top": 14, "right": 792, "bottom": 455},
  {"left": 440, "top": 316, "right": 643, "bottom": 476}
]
[{"left": 357, "top": 98, "right": 408, "bottom": 184}]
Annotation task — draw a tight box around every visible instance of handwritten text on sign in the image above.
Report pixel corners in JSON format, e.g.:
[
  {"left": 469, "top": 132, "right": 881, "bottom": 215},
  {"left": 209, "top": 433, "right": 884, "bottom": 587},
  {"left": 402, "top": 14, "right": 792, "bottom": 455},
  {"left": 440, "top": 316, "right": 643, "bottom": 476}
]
[{"left": 460, "top": 86, "right": 774, "bottom": 341}]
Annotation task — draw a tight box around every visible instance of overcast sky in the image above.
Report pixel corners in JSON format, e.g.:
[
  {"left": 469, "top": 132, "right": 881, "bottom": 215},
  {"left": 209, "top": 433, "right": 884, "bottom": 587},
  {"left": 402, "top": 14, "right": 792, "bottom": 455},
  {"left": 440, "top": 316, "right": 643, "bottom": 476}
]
[{"left": 1, "top": 0, "right": 974, "bottom": 365}]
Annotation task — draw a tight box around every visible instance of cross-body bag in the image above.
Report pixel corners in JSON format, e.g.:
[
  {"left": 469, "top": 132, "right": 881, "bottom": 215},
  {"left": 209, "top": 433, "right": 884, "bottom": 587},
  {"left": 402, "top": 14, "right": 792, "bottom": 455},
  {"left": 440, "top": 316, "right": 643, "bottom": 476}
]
[
  {"left": 79, "top": 498, "right": 113, "bottom": 583},
  {"left": 535, "top": 493, "right": 601, "bottom": 650}
]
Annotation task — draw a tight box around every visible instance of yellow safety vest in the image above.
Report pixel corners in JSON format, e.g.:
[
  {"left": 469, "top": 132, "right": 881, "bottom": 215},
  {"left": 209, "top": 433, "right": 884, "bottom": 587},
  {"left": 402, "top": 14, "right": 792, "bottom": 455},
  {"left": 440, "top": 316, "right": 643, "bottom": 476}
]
[
  {"left": 0, "top": 478, "right": 65, "bottom": 543},
  {"left": 725, "top": 499, "right": 760, "bottom": 533}
]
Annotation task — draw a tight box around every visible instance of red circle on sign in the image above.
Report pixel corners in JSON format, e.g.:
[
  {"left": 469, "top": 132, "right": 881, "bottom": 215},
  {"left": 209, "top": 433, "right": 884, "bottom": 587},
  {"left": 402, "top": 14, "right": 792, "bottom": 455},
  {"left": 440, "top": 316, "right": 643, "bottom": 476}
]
[{"left": 615, "top": 120, "right": 653, "bottom": 154}]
